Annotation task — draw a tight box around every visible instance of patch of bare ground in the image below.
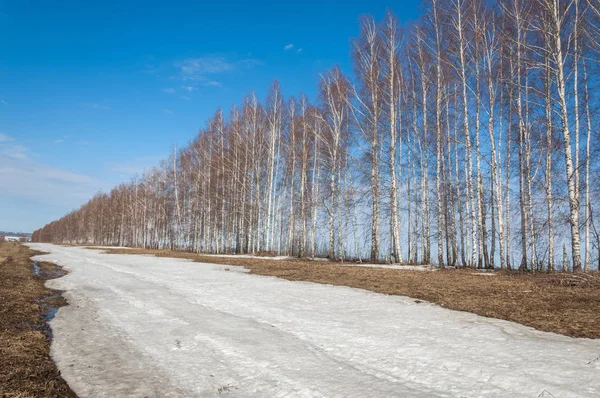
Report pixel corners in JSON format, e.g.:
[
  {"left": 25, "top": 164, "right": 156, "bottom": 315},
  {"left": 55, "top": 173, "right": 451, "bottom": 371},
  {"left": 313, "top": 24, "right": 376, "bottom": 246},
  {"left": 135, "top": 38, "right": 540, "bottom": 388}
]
[
  {"left": 0, "top": 242, "right": 76, "bottom": 398},
  {"left": 102, "top": 247, "right": 600, "bottom": 339}
]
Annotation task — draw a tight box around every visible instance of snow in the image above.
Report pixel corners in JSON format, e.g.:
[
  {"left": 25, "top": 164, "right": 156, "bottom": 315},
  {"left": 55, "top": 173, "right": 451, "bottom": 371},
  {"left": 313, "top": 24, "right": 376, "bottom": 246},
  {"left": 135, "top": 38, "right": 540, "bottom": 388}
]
[
  {"left": 201, "top": 254, "right": 435, "bottom": 271},
  {"left": 333, "top": 262, "right": 437, "bottom": 271},
  {"left": 203, "top": 253, "right": 292, "bottom": 261},
  {"left": 202, "top": 253, "right": 436, "bottom": 272},
  {"left": 28, "top": 243, "right": 600, "bottom": 397},
  {"left": 84, "top": 245, "right": 133, "bottom": 250}
]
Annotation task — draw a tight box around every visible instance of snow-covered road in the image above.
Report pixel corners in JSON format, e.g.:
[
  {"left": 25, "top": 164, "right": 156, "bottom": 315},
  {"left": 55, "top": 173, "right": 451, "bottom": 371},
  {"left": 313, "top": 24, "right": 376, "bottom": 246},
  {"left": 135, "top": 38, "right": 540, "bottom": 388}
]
[{"left": 29, "top": 244, "right": 600, "bottom": 397}]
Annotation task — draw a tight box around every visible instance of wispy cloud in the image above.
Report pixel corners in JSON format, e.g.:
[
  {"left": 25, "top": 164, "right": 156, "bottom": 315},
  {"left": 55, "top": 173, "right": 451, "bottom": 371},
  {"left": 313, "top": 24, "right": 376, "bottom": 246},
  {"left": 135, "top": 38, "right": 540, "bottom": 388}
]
[
  {"left": 0, "top": 135, "right": 28, "bottom": 160},
  {"left": 0, "top": 135, "right": 109, "bottom": 231},
  {"left": 297, "top": 48, "right": 303, "bottom": 53},
  {"left": 0, "top": 133, "right": 14, "bottom": 143},
  {"left": 89, "top": 103, "right": 109, "bottom": 110},
  {"left": 179, "top": 57, "right": 233, "bottom": 76},
  {"left": 176, "top": 55, "right": 261, "bottom": 82},
  {"left": 142, "top": 63, "right": 161, "bottom": 76},
  {"left": 163, "top": 87, "right": 176, "bottom": 94},
  {"left": 0, "top": 100, "right": 7, "bottom": 105},
  {"left": 205, "top": 81, "right": 222, "bottom": 87},
  {"left": 53, "top": 139, "right": 64, "bottom": 144},
  {"left": 181, "top": 85, "right": 194, "bottom": 92},
  {"left": 2, "top": 144, "right": 28, "bottom": 160},
  {"left": 163, "top": 109, "right": 174, "bottom": 115},
  {"left": 284, "top": 43, "right": 294, "bottom": 51},
  {"left": 180, "top": 95, "right": 191, "bottom": 101},
  {"left": 0, "top": 156, "right": 104, "bottom": 206}
]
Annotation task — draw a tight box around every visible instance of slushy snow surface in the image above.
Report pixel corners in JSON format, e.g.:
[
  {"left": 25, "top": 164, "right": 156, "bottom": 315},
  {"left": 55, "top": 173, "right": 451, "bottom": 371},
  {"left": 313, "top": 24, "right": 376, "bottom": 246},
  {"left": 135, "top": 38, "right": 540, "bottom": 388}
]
[{"left": 28, "top": 244, "right": 600, "bottom": 397}]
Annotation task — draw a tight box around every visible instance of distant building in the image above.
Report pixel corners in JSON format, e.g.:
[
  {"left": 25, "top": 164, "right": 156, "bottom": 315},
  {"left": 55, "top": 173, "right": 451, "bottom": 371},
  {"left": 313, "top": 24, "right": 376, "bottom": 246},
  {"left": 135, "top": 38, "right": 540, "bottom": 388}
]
[{"left": 0, "top": 232, "right": 32, "bottom": 242}]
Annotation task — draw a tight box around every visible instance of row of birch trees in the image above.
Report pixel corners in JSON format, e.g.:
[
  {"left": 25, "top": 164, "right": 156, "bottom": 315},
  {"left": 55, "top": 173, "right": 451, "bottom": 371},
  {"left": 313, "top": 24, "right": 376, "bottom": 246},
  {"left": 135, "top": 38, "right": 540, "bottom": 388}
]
[{"left": 34, "top": 0, "right": 600, "bottom": 271}]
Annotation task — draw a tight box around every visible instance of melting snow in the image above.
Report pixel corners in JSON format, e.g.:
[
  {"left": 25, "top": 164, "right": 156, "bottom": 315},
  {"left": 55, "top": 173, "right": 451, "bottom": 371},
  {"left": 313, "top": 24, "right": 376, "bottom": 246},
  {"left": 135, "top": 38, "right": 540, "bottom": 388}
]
[{"left": 28, "top": 243, "right": 600, "bottom": 398}]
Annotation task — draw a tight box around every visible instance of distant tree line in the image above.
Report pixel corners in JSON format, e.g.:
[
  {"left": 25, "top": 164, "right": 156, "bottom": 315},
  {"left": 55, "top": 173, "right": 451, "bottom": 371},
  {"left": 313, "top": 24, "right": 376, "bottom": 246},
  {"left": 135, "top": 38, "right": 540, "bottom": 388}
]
[{"left": 34, "top": 0, "right": 600, "bottom": 271}]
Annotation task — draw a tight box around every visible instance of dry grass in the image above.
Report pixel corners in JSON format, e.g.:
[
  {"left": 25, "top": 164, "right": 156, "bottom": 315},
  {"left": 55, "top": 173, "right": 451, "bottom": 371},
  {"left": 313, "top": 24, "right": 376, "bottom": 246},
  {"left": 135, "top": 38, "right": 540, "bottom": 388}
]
[
  {"left": 0, "top": 242, "right": 76, "bottom": 397},
  {"left": 101, "top": 247, "right": 600, "bottom": 339}
]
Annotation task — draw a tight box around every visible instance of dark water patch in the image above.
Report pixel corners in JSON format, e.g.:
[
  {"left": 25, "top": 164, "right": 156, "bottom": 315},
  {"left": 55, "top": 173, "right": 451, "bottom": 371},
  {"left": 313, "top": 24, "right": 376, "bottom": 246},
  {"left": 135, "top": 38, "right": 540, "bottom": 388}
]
[
  {"left": 32, "top": 260, "right": 68, "bottom": 279},
  {"left": 36, "top": 290, "right": 66, "bottom": 340},
  {"left": 35, "top": 293, "right": 63, "bottom": 303},
  {"left": 31, "top": 261, "right": 68, "bottom": 340},
  {"left": 14, "top": 291, "right": 64, "bottom": 339}
]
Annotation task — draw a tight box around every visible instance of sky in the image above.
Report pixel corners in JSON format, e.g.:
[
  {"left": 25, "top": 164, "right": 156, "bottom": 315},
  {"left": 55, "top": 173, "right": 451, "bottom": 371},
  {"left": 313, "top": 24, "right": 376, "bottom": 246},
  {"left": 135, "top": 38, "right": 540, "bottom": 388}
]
[{"left": 0, "top": 0, "right": 422, "bottom": 233}]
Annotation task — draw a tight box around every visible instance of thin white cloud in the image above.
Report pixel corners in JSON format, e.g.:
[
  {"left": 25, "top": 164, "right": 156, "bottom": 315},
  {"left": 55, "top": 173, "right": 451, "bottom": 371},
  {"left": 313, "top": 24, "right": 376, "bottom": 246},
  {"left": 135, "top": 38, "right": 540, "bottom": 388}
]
[
  {"left": 297, "top": 48, "right": 303, "bottom": 53},
  {"left": 0, "top": 135, "right": 108, "bottom": 224},
  {"left": 0, "top": 134, "right": 27, "bottom": 160},
  {"left": 179, "top": 57, "right": 233, "bottom": 76},
  {"left": 163, "top": 109, "right": 174, "bottom": 115},
  {"left": 236, "top": 59, "right": 261, "bottom": 68},
  {"left": 0, "top": 133, "right": 14, "bottom": 142},
  {"left": 284, "top": 43, "right": 294, "bottom": 50},
  {"left": 181, "top": 85, "right": 194, "bottom": 92},
  {"left": 0, "top": 156, "right": 104, "bottom": 207},
  {"left": 176, "top": 56, "right": 261, "bottom": 81},
  {"left": 0, "top": 100, "right": 7, "bottom": 105},
  {"left": 89, "top": 103, "right": 109, "bottom": 110},
  {"left": 53, "top": 139, "right": 64, "bottom": 144},
  {"left": 163, "top": 87, "right": 176, "bottom": 94},
  {"left": 0, "top": 158, "right": 109, "bottom": 232},
  {"left": 205, "top": 81, "right": 222, "bottom": 87},
  {"left": 178, "top": 58, "right": 228, "bottom": 81},
  {"left": 143, "top": 64, "right": 161, "bottom": 76},
  {"left": 180, "top": 95, "right": 191, "bottom": 101},
  {"left": 0, "top": 143, "right": 28, "bottom": 160}
]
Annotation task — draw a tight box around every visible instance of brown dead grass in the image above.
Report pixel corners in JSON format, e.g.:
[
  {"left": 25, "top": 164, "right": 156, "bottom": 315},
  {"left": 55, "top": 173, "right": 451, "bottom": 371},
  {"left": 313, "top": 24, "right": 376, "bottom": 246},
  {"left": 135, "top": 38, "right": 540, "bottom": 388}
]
[
  {"left": 0, "top": 242, "right": 76, "bottom": 398},
  {"left": 100, "top": 247, "right": 600, "bottom": 339}
]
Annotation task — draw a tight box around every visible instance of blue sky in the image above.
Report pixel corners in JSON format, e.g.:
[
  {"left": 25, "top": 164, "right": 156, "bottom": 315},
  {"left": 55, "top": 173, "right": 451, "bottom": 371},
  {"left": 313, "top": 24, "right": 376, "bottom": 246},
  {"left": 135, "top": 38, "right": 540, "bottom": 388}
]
[{"left": 0, "top": 0, "right": 422, "bottom": 232}]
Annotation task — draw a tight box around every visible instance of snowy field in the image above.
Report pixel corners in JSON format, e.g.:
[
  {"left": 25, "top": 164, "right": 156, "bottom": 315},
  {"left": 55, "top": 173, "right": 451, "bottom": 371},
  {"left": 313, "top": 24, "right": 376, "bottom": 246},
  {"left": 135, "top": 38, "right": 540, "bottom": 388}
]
[{"left": 28, "top": 243, "right": 600, "bottom": 397}]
